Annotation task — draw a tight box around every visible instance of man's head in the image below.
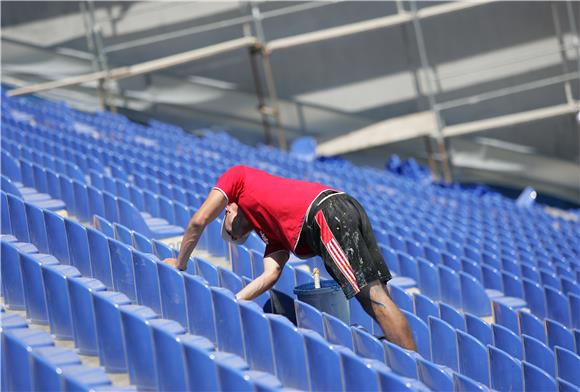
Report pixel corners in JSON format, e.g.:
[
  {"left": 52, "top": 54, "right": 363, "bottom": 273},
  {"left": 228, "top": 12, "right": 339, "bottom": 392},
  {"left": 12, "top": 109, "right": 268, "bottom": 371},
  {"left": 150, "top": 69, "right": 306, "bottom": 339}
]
[{"left": 221, "top": 202, "right": 252, "bottom": 244}]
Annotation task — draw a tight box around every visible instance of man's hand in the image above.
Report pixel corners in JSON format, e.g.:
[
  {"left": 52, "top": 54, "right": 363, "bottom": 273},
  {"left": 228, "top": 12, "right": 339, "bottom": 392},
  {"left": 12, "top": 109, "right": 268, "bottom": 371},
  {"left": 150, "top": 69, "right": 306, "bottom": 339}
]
[{"left": 163, "top": 258, "right": 185, "bottom": 270}]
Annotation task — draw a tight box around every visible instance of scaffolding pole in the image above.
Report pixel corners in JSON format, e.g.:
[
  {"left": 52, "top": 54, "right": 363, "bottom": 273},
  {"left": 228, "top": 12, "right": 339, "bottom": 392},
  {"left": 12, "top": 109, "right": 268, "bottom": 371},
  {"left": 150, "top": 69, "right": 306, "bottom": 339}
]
[
  {"left": 251, "top": 3, "right": 287, "bottom": 151},
  {"left": 7, "top": 37, "right": 257, "bottom": 97},
  {"left": 410, "top": 0, "right": 452, "bottom": 183}
]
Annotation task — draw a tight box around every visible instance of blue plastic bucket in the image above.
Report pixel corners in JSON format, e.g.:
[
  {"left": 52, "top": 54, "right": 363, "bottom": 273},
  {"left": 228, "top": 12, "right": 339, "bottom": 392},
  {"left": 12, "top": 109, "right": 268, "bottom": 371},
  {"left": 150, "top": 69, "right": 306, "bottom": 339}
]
[{"left": 294, "top": 280, "right": 349, "bottom": 324}]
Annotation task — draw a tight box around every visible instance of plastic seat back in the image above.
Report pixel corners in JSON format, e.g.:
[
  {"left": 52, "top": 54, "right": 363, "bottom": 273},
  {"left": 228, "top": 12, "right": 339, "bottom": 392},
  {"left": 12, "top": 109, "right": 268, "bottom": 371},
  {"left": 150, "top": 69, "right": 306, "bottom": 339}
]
[
  {"left": 109, "top": 238, "right": 137, "bottom": 301},
  {"left": 322, "top": 311, "right": 353, "bottom": 349},
  {"left": 86, "top": 227, "right": 113, "bottom": 288},
  {"left": 489, "top": 345, "right": 523, "bottom": 391},
  {"left": 65, "top": 219, "right": 92, "bottom": 276},
  {"left": 457, "top": 329, "right": 490, "bottom": 386},
  {"left": 239, "top": 300, "right": 276, "bottom": 374},
  {"left": 429, "top": 316, "right": 458, "bottom": 371},
  {"left": 158, "top": 262, "right": 188, "bottom": 328},
  {"left": 184, "top": 273, "right": 216, "bottom": 341},
  {"left": 302, "top": 329, "right": 344, "bottom": 391},
  {"left": 267, "top": 314, "right": 310, "bottom": 390}
]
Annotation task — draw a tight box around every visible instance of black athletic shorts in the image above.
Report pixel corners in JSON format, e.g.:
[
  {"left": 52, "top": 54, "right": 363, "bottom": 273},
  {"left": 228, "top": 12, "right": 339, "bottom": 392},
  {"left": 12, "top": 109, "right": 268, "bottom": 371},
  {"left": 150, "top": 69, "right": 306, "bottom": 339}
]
[{"left": 300, "top": 191, "right": 392, "bottom": 299}]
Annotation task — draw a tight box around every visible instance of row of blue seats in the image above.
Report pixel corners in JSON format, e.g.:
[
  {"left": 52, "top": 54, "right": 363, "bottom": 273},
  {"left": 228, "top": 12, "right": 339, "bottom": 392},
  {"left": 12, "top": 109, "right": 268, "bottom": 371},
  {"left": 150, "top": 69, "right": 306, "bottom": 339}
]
[
  {"left": 7, "top": 102, "right": 576, "bottom": 274},
  {"left": 1, "top": 311, "right": 117, "bottom": 391},
  {"left": 3, "top": 123, "right": 105, "bottom": 175},
  {"left": 0, "top": 193, "right": 287, "bottom": 390},
  {"left": 1, "top": 192, "right": 439, "bottom": 391}
]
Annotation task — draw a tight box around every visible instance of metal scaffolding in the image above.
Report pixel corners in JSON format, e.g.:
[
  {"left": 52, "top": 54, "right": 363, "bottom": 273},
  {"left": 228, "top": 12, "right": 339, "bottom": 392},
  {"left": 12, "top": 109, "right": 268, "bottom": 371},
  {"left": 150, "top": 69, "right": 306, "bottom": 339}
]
[{"left": 7, "top": 0, "right": 580, "bottom": 165}]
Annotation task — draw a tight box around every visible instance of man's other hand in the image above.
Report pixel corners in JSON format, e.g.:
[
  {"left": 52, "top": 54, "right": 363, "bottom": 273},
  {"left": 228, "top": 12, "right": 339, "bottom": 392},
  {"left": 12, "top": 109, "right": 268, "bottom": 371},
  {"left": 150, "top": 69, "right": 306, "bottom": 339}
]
[{"left": 163, "top": 258, "right": 184, "bottom": 270}]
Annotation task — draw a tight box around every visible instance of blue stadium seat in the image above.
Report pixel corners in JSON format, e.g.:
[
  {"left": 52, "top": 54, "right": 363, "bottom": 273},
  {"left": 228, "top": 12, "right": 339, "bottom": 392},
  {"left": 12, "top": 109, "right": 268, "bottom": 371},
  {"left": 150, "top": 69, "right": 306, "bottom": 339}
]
[
  {"left": 492, "top": 300, "right": 519, "bottom": 334},
  {"left": 43, "top": 209, "right": 71, "bottom": 264},
  {"left": 113, "top": 222, "right": 134, "bottom": 247},
  {"left": 132, "top": 251, "right": 162, "bottom": 314},
  {"left": 378, "top": 366, "right": 428, "bottom": 391},
  {"left": 1, "top": 241, "right": 26, "bottom": 310},
  {"left": 322, "top": 311, "right": 353, "bottom": 349},
  {"left": 157, "top": 261, "right": 189, "bottom": 328},
  {"left": 218, "top": 266, "right": 244, "bottom": 294},
  {"left": 239, "top": 300, "right": 276, "bottom": 374},
  {"left": 416, "top": 357, "right": 454, "bottom": 391},
  {"left": 522, "top": 361, "right": 557, "bottom": 392},
  {"left": 348, "top": 295, "right": 373, "bottom": 331},
  {"left": 461, "top": 271, "right": 492, "bottom": 316},
  {"left": 429, "top": 316, "right": 458, "bottom": 371},
  {"left": 215, "top": 362, "right": 253, "bottom": 392},
  {"left": 568, "top": 293, "right": 580, "bottom": 329},
  {"left": 0, "top": 312, "right": 27, "bottom": 330},
  {"left": 519, "top": 310, "right": 546, "bottom": 343},
  {"left": 119, "top": 305, "right": 159, "bottom": 390},
  {"left": 210, "top": 287, "right": 246, "bottom": 358},
  {"left": 182, "top": 340, "right": 220, "bottom": 391},
  {"left": 267, "top": 314, "right": 310, "bottom": 390},
  {"left": 184, "top": 273, "right": 217, "bottom": 341},
  {"left": 92, "top": 291, "right": 131, "bottom": 373},
  {"left": 295, "top": 299, "right": 325, "bottom": 336},
  {"left": 352, "top": 326, "right": 385, "bottom": 362},
  {"left": 555, "top": 346, "right": 580, "bottom": 387},
  {"left": 152, "top": 239, "right": 176, "bottom": 261},
  {"left": 117, "top": 196, "right": 184, "bottom": 239},
  {"left": 457, "top": 329, "right": 490, "bottom": 386},
  {"left": 25, "top": 202, "right": 50, "bottom": 253},
  {"left": 61, "top": 365, "right": 112, "bottom": 391},
  {"left": 86, "top": 227, "right": 114, "bottom": 289},
  {"left": 546, "top": 318, "right": 575, "bottom": 352},
  {"left": 20, "top": 252, "right": 59, "bottom": 324},
  {"left": 522, "top": 334, "right": 556, "bottom": 377},
  {"left": 523, "top": 277, "right": 547, "bottom": 318},
  {"left": 94, "top": 214, "right": 115, "bottom": 238},
  {"left": 402, "top": 309, "right": 430, "bottom": 360},
  {"left": 398, "top": 252, "right": 419, "bottom": 282},
  {"left": 3, "top": 328, "right": 54, "bottom": 391},
  {"left": 132, "top": 230, "right": 153, "bottom": 253},
  {"left": 65, "top": 219, "right": 93, "bottom": 276},
  {"left": 42, "top": 263, "right": 81, "bottom": 339},
  {"left": 493, "top": 323, "right": 523, "bottom": 360},
  {"left": 109, "top": 238, "right": 137, "bottom": 301},
  {"left": 439, "top": 302, "right": 466, "bottom": 331},
  {"left": 30, "top": 346, "right": 81, "bottom": 391},
  {"left": 338, "top": 347, "right": 380, "bottom": 391},
  {"left": 439, "top": 265, "right": 462, "bottom": 309},
  {"left": 465, "top": 313, "right": 493, "bottom": 346},
  {"left": 383, "top": 339, "right": 418, "bottom": 379},
  {"left": 413, "top": 293, "right": 439, "bottom": 325},
  {"left": 417, "top": 258, "right": 441, "bottom": 300},
  {"left": 73, "top": 180, "right": 91, "bottom": 222},
  {"left": 489, "top": 345, "right": 524, "bottom": 391},
  {"left": 302, "top": 329, "right": 344, "bottom": 391},
  {"left": 545, "top": 286, "right": 572, "bottom": 327},
  {"left": 68, "top": 277, "right": 106, "bottom": 356},
  {"left": 196, "top": 257, "right": 219, "bottom": 286},
  {"left": 453, "top": 372, "right": 490, "bottom": 392},
  {"left": 389, "top": 284, "right": 413, "bottom": 313}
]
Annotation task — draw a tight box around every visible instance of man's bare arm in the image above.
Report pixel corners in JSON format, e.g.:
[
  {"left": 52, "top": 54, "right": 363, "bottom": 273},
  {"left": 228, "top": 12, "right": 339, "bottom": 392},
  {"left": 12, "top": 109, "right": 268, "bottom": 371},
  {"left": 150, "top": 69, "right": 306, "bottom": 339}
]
[
  {"left": 172, "top": 189, "right": 227, "bottom": 270},
  {"left": 236, "top": 251, "right": 289, "bottom": 300}
]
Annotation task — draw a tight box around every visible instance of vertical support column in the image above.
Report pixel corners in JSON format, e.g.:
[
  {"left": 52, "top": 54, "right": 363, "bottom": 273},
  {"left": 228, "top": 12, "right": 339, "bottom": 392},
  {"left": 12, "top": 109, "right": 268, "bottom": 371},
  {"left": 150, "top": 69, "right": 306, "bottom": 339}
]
[
  {"left": 240, "top": 2, "right": 273, "bottom": 145},
  {"left": 551, "top": 2, "right": 574, "bottom": 105},
  {"left": 80, "top": 1, "right": 113, "bottom": 111},
  {"left": 249, "top": 46, "right": 273, "bottom": 145},
  {"left": 410, "top": 0, "right": 452, "bottom": 183},
  {"left": 564, "top": 1, "right": 580, "bottom": 87},
  {"left": 251, "top": 3, "right": 288, "bottom": 151}
]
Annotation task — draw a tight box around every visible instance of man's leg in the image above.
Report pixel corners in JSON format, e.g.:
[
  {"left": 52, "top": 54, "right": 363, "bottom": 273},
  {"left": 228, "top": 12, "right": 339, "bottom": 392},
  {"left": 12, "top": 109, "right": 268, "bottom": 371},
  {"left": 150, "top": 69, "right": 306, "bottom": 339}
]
[{"left": 356, "top": 280, "right": 417, "bottom": 351}]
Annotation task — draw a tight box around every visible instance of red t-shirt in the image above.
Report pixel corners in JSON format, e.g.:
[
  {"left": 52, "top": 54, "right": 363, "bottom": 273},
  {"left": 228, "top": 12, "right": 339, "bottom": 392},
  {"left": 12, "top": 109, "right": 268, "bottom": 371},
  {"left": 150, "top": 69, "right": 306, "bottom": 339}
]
[{"left": 214, "top": 165, "right": 334, "bottom": 258}]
